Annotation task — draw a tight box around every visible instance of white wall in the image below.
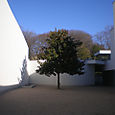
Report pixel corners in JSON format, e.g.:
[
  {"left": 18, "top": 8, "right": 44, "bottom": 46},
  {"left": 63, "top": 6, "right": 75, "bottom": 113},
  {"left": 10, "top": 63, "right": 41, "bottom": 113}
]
[
  {"left": 112, "top": 1, "right": 115, "bottom": 69},
  {"left": 0, "top": 0, "right": 29, "bottom": 90},
  {"left": 105, "top": 26, "right": 115, "bottom": 70},
  {"left": 104, "top": 29, "right": 113, "bottom": 70},
  {"left": 106, "top": 1, "right": 115, "bottom": 70},
  {"left": 29, "top": 61, "right": 95, "bottom": 86},
  {"left": 28, "top": 60, "right": 39, "bottom": 75}
]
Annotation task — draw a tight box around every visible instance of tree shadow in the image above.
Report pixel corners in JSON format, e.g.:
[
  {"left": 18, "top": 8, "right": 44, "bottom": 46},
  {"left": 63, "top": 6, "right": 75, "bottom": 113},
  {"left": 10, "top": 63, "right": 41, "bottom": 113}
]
[
  {"left": 0, "top": 57, "right": 30, "bottom": 95},
  {"left": 18, "top": 57, "right": 29, "bottom": 86}
]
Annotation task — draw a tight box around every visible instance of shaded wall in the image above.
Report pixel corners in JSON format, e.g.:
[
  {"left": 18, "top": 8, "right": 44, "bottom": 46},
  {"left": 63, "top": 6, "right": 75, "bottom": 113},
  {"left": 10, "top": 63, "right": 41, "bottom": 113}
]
[
  {"left": 103, "top": 70, "right": 115, "bottom": 86},
  {"left": 105, "top": 2, "right": 115, "bottom": 71},
  {"left": 29, "top": 61, "right": 95, "bottom": 86},
  {"left": 105, "top": 30, "right": 115, "bottom": 71},
  {"left": 104, "top": 2, "right": 115, "bottom": 86}
]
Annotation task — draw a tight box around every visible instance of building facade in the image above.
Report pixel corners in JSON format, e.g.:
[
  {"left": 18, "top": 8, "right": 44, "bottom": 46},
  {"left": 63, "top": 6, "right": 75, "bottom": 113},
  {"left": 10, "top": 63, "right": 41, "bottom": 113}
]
[{"left": 0, "top": 0, "right": 30, "bottom": 93}]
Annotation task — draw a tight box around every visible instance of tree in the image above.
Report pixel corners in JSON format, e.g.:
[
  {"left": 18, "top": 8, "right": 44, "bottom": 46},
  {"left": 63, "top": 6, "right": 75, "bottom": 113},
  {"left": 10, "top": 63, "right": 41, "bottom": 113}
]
[
  {"left": 77, "top": 45, "right": 91, "bottom": 60},
  {"left": 35, "top": 30, "right": 93, "bottom": 60},
  {"left": 90, "top": 44, "right": 105, "bottom": 59},
  {"left": 69, "top": 30, "right": 93, "bottom": 51},
  {"left": 69, "top": 30, "right": 93, "bottom": 60},
  {"left": 36, "top": 29, "right": 84, "bottom": 89},
  {"left": 23, "top": 31, "right": 37, "bottom": 48},
  {"left": 22, "top": 30, "right": 38, "bottom": 59},
  {"left": 22, "top": 31, "right": 48, "bottom": 60},
  {"left": 93, "top": 25, "right": 113, "bottom": 49}
]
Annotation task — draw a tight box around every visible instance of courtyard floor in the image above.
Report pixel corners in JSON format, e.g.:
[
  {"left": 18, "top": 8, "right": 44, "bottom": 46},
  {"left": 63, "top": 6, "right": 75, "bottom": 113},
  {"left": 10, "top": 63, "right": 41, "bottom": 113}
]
[{"left": 0, "top": 85, "right": 115, "bottom": 115}]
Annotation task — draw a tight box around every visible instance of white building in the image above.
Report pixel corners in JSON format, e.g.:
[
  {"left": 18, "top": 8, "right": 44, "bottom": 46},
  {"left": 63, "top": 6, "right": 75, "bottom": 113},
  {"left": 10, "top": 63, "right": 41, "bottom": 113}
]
[
  {"left": 0, "top": 0, "right": 30, "bottom": 93},
  {"left": 102, "top": 1, "right": 115, "bottom": 86}
]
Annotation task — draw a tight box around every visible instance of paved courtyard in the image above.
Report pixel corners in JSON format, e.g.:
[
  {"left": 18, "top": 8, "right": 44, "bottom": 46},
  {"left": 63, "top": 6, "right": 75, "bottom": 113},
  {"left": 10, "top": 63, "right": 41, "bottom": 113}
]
[{"left": 0, "top": 85, "right": 115, "bottom": 115}]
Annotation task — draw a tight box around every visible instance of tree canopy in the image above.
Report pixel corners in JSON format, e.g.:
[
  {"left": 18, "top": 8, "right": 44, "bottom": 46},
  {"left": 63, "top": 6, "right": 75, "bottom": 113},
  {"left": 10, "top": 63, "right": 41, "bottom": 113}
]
[
  {"left": 69, "top": 30, "right": 93, "bottom": 51},
  {"left": 36, "top": 29, "right": 84, "bottom": 89},
  {"left": 23, "top": 28, "right": 108, "bottom": 60},
  {"left": 93, "top": 25, "right": 113, "bottom": 49},
  {"left": 77, "top": 45, "right": 91, "bottom": 60}
]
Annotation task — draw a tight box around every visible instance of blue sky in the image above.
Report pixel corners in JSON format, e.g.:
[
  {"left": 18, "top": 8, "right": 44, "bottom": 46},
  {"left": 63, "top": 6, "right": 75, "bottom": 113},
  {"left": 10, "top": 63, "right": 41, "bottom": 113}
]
[{"left": 8, "top": 0, "right": 113, "bottom": 36}]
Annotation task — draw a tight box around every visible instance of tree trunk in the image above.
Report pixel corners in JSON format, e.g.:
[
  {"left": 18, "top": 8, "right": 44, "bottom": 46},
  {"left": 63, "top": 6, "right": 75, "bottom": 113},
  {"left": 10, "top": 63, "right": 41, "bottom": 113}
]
[{"left": 57, "top": 73, "right": 60, "bottom": 89}]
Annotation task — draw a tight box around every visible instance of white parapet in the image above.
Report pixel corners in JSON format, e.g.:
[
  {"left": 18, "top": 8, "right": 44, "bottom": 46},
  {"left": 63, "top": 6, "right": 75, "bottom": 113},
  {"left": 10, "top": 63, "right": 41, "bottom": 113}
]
[{"left": 94, "top": 50, "right": 111, "bottom": 56}]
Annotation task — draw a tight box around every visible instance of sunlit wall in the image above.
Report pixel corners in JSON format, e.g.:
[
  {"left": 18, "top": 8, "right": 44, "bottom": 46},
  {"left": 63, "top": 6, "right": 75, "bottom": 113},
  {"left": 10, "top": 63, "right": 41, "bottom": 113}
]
[{"left": 0, "top": 0, "right": 29, "bottom": 87}]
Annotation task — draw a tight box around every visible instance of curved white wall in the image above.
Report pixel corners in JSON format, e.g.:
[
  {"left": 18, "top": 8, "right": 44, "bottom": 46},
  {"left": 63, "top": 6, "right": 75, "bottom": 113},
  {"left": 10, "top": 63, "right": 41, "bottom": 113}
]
[{"left": 0, "top": 0, "right": 29, "bottom": 87}]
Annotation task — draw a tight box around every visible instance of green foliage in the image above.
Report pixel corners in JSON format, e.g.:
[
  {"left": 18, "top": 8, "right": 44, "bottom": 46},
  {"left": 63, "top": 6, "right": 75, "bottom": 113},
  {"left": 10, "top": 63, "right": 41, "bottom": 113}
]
[
  {"left": 36, "top": 29, "right": 84, "bottom": 88},
  {"left": 90, "top": 44, "right": 104, "bottom": 59},
  {"left": 77, "top": 45, "right": 91, "bottom": 60},
  {"left": 23, "top": 29, "right": 108, "bottom": 60}
]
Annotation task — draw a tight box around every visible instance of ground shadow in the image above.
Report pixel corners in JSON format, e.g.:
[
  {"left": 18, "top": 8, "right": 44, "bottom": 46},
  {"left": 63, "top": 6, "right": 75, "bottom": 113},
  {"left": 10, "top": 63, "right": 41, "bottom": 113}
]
[
  {"left": 18, "top": 57, "right": 29, "bottom": 86},
  {"left": 0, "top": 57, "right": 30, "bottom": 95}
]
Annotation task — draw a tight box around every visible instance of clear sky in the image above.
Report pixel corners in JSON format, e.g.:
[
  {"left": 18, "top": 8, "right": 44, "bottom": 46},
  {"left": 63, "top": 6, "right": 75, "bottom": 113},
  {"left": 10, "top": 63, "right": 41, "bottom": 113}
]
[{"left": 8, "top": 0, "right": 114, "bottom": 36}]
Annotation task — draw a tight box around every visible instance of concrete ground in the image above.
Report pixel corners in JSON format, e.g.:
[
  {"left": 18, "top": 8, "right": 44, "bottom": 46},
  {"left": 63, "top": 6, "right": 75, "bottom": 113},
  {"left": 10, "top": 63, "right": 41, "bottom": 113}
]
[{"left": 0, "top": 85, "right": 115, "bottom": 115}]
